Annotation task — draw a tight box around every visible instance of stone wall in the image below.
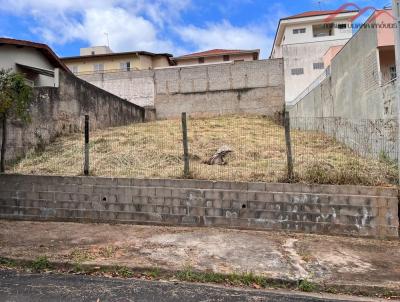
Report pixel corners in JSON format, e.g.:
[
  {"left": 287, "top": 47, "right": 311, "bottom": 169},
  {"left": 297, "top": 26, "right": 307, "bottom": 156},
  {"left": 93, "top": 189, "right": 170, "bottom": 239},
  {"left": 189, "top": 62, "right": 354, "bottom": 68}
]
[
  {"left": 0, "top": 71, "right": 145, "bottom": 163},
  {"left": 78, "top": 59, "right": 285, "bottom": 119},
  {"left": 0, "top": 174, "right": 398, "bottom": 238}
]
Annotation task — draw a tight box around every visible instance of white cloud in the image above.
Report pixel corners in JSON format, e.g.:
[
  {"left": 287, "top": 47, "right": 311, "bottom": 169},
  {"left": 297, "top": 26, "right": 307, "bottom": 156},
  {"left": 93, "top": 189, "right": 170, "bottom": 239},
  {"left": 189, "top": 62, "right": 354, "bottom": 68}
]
[
  {"left": 0, "top": 0, "right": 190, "bottom": 54},
  {"left": 177, "top": 20, "right": 273, "bottom": 58},
  {"left": 0, "top": 0, "right": 277, "bottom": 57}
]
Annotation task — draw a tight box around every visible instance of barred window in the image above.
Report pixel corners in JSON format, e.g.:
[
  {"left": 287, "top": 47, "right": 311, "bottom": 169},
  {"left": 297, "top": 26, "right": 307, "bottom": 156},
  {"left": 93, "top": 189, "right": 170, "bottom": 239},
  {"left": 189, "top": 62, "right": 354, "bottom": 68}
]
[
  {"left": 313, "top": 62, "right": 325, "bottom": 70},
  {"left": 291, "top": 68, "right": 304, "bottom": 75}
]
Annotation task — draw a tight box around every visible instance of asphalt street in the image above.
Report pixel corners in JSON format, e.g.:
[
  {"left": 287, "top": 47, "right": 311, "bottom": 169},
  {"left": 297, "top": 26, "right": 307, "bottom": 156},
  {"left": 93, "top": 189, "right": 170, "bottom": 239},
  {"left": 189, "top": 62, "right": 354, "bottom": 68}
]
[{"left": 0, "top": 269, "right": 382, "bottom": 302}]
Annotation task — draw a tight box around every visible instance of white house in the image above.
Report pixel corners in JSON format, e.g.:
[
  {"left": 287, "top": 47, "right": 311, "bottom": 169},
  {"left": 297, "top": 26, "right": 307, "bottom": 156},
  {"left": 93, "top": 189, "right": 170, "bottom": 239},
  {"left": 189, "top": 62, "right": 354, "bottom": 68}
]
[
  {"left": 270, "top": 10, "right": 359, "bottom": 103},
  {"left": 0, "top": 38, "right": 70, "bottom": 87}
]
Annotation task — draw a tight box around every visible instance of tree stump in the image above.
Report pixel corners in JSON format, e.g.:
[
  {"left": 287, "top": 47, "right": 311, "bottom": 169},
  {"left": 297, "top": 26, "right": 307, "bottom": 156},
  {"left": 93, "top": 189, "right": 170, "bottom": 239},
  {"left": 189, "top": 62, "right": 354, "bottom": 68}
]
[{"left": 204, "top": 145, "right": 233, "bottom": 165}]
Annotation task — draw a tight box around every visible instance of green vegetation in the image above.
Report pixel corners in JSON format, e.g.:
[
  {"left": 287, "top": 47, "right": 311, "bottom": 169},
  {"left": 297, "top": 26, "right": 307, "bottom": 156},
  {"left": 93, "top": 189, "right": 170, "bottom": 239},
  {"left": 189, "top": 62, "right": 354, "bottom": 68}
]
[
  {"left": 0, "top": 69, "right": 33, "bottom": 172},
  {"left": 30, "top": 256, "right": 51, "bottom": 272},
  {"left": 144, "top": 267, "right": 161, "bottom": 279},
  {"left": 298, "top": 279, "right": 317, "bottom": 292}
]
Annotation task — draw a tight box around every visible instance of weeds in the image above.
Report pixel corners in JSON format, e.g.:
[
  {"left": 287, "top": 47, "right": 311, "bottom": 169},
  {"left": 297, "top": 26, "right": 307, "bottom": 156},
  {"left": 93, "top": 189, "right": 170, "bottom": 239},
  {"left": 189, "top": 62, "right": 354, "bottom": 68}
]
[
  {"left": 30, "top": 256, "right": 51, "bottom": 272},
  {"left": 116, "top": 266, "right": 134, "bottom": 278},
  {"left": 298, "top": 279, "right": 317, "bottom": 292},
  {"left": 144, "top": 267, "right": 160, "bottom": 279}
]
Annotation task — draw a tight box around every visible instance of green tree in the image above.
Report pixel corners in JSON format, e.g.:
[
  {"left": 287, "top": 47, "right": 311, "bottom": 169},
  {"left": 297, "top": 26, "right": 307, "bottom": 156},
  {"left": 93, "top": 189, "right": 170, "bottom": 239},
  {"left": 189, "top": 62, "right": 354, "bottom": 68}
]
[{"left": 0, "top": 69, "right": 33, "bottom": 172}]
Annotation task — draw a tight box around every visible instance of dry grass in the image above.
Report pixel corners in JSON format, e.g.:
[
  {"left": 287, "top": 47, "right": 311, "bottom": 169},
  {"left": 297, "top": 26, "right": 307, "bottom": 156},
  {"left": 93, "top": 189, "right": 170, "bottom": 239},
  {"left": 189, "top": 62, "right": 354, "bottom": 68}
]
[{"left": 10, "top": 115, "right": 397, "bottom": 186}]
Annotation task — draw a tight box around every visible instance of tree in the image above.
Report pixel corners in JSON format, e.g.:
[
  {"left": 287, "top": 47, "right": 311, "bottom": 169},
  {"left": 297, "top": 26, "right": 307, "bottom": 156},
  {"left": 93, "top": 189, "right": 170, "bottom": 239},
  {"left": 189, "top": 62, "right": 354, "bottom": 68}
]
[{"left": 0, "top": 69, "right": 33, "bottom": 172}]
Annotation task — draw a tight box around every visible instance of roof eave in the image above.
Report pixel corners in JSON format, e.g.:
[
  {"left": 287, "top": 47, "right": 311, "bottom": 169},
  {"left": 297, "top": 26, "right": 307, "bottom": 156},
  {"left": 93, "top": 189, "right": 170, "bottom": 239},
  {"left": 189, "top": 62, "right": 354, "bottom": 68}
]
[{"left": 173, "top": 50, "right": 260, "bottom": 60}]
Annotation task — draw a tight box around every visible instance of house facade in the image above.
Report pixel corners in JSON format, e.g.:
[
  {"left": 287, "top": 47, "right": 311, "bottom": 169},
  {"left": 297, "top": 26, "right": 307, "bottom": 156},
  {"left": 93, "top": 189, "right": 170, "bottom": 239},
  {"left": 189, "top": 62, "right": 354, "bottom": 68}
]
[
  {"left": 270, "top": 10, "right": 358, "bottom": 103},
  {"left": 0, "top": 37, "right": 70, "bottom": 87},
  {"left": 61, "top": 47, "right": 173, "bottom": 75},
  {"left": 172, "top": 49, "right": 260, "bottom": 66}
]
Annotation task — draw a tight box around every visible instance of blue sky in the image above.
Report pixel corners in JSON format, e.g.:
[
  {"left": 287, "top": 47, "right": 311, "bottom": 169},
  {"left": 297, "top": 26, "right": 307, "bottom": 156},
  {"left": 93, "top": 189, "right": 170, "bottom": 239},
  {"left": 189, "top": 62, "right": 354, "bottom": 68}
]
[{"left": 0, "top": 0, "right": 390, "bottom": 58}]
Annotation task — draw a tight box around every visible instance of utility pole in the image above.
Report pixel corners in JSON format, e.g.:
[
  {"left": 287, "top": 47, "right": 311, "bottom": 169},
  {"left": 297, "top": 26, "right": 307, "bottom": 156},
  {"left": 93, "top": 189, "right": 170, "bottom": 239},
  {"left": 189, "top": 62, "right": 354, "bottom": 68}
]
[{"left": 393, "top": 0, "right": 400, "bottom": 183}]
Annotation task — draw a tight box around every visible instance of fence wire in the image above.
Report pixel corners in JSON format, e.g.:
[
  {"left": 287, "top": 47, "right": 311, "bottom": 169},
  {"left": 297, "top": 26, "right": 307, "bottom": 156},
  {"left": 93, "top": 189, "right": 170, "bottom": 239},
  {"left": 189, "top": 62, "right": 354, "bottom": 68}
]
[{"left": 7, "top": 114, "right": 399, "bottom": 186}]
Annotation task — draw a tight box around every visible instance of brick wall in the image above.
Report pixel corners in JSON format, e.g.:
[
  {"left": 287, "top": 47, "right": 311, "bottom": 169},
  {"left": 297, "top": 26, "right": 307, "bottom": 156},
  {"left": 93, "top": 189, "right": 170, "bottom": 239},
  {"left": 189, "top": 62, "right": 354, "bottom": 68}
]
[{"left": 0, "top": 175, "right": 398, "bottom": 238}]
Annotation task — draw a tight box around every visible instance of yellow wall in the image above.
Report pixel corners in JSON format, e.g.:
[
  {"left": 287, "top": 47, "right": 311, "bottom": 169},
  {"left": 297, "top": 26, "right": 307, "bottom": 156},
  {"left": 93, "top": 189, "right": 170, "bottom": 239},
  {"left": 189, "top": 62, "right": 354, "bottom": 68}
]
[
  {"left": 64, "top": 53, "right": 171, "bottom": 74},
  {"left": 63, "top": 54, "right": 141, "bottom": 74}
]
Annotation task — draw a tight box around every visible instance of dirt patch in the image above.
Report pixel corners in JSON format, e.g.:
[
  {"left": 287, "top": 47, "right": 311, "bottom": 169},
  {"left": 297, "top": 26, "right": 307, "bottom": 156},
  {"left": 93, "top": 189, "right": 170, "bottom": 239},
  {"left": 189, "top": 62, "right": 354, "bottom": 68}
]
[{"left": 0, "top": 220, "right": 399, "bottom": 291}]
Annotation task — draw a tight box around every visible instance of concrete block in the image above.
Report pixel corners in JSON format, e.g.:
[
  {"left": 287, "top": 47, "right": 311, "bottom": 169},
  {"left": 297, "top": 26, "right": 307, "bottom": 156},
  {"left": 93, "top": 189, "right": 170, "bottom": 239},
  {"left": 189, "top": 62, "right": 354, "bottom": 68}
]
[
  {"left": 156, "top": 187, "right": 172, "bottom": 198},
  {"left": 189, "top": 207, "right": 205, "bottom": 216},
  {"left": 248, "top": 182, "right": 266, "bottom": 191},
  {"left": 205, "top": 208, "right": 223, "bottom": 217}
]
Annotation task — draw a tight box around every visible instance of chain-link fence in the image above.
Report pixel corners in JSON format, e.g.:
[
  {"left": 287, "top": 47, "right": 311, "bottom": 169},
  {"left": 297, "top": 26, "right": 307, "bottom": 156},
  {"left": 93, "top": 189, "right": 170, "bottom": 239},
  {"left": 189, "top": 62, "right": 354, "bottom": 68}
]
[{"left": 8, "top": 114, "right": 399, "bottom": 186}]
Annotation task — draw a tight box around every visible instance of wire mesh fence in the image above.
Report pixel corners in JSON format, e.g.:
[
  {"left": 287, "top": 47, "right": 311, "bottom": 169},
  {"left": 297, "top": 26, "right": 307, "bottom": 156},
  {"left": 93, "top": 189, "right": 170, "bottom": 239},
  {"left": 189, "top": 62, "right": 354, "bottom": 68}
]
[{"left": 7, "top": 114, "right": 399, "bottom": 186}]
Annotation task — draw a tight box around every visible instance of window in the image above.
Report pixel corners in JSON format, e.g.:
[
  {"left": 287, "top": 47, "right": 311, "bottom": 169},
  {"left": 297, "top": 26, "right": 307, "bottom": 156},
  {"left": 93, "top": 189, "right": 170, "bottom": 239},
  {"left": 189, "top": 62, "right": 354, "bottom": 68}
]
[
  {"left": 198, "top": 57, "right": 205, "bottom": 64},
  {"left": 291, "top": 68, "right": 304, "bottom": 75},
  {"left": 390, "top": 66, "right": 397, "bottom": 80},
  {"left": 338, "top": 23, "right": 347, "bottom": 29},
  {"left": 252, "top": 53, "right": 258, "bottom": 60},
  {"left": 120, "top": 61, "right": 131, "bottom": 71},
  {"left": 71, "top": 66, "right": 79, "bottom": 74},
  {"left": 313, "top": 23, "right": 333, "bottom": 37},
  {"left": 293, "top": 28, "right": 306, "bottom": 34},
  {"left": 91, "top": 51, "right": 95, "bottom": 55},
  {"left": 313, "top": 62, "right": 325, "bottom": 70},
  {"left": 223, "top": 55, "right": 230, "bottom": 61},
  {"left": 94, "top": 63, "right": 104, "bottom": 73}
]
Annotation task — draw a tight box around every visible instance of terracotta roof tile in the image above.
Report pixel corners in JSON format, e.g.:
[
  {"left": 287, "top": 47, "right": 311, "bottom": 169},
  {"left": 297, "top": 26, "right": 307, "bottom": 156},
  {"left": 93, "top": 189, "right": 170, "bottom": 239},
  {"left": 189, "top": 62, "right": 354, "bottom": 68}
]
[
  {"left": 282, "top": 10, "right": 358, "bottom": 20},
  {"left": 176, "top": 49, "right": 260, "bottom": 59}
]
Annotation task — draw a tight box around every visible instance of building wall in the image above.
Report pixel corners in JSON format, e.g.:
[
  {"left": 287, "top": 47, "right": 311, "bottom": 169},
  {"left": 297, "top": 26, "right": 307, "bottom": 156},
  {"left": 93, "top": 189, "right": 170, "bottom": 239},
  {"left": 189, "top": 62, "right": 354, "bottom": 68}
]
[
  {"left": 283, "top": 39, "right": 348, "bottom": 102},
  {"left": 153, "top": 56, "right": 170, "bottom": 68},
  {"left": 379, "top": 47, "right": 396, "bottom": 84},
  {"left": 0, "top": 70, "right": 145, "bottom": 164},
  {"left": 140, "top": 55, "right": 153, "bottom": 70},
  {"left": 323, "top": 45, "right": 343, "bottom": 67},
  {"left": 175, "top": 53, "right": 256, "bottom": 66},
  {"left": 0, "top": 175, "right": 398, "bottom": 238},
  {"left": 0, "top": 45, "right": 57, "bottom": 87},
  {"left": 376, "top": 10, "right": 395, "bottom": 47},
  {"left": 154, "top": 59, "right": 284, "bottom": 119},
  {"left": 64, "top": 54, "right": 141, "bottom": 74},
  {"left": 282, "top": 21, "right": 352, "bottom": 46},
  {"left": 64, "top": 54, "right": 171, "bottom": 74}
]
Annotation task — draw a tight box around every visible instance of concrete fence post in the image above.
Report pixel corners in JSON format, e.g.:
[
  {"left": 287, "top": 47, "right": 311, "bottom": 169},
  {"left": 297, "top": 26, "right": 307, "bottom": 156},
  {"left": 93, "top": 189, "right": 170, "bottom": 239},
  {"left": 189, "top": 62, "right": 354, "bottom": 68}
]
[
  {"left": 284, "top": 111, "right": 294, "bottom": 181},
  {"left": 181, "top": 112, "right": 190, "bottom": 178},
  {"left": 84, "top": 115, "right": 90, "bottom": 176}
]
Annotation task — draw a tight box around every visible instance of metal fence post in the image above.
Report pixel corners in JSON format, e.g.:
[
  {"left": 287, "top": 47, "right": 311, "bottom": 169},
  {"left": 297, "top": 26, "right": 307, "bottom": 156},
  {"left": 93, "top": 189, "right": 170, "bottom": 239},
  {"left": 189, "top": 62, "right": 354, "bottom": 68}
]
[
  {"left": 284, "top": 111, "right": 294, "bottom": 181},
  {"left": 84, "top": 115, "right": 90, "bottom": 176},
  {"left": 181, "top": 112, "right": 190, "bottom": 178}
]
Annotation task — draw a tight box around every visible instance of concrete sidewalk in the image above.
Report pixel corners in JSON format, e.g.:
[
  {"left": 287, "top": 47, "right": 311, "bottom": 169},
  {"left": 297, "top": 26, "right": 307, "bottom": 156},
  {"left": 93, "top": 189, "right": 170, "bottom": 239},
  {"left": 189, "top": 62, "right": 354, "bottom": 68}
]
[{"left": 0, "top": 221, "right": 399, "bottom": 295}]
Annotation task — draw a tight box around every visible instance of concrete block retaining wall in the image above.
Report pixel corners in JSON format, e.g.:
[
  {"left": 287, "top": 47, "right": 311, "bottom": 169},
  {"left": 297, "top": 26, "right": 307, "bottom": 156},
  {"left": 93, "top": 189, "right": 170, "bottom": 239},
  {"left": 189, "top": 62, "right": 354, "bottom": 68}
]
[{"left": 0, "top": 175, "right": 398, "bottom": 238}]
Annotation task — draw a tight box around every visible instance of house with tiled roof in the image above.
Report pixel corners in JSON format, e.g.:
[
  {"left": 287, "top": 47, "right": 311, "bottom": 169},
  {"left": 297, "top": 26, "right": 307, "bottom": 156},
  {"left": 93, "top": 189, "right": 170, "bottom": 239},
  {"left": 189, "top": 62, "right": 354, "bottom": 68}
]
[
  {"left": 172, "top": 49, "right": 260, "bottom": 66},
  {"left": 0, "top": 37, "right": 71, "bottom": 87},
  {"left": 270, "top": 10, "right": 358, "bottom": 103}
]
